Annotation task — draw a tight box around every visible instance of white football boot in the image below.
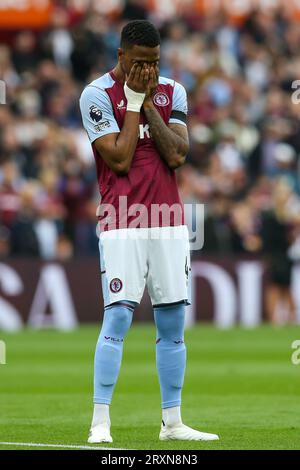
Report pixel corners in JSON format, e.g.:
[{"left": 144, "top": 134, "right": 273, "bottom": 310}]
[
  {"left": 88, "top": 424, "right": 113, "bottom": 443},
  {"left": 88, "top": 404, "right": 113, "bottom": 443},
  {"left": 159, "top": 406, "right": 219, "bottom": 441},
  {"left": 159, "top": 422, "right": 219, "bottom": 441}
]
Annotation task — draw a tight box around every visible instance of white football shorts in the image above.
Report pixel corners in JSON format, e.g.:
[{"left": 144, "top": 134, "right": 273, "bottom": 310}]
[{"left": 98, "top": 225, "right": 191, "bottom": 307}]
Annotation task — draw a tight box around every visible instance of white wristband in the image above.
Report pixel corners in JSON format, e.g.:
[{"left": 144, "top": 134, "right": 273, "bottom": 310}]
[{"left": 124, "top": 82, "right": 145, "bottom": 112}]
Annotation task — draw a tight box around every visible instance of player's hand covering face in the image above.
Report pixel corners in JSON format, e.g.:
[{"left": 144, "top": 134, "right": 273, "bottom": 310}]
[
  {"left": 144, "top": 64, "right": 159, "bottom": 99},
  {"left": 126, "top": 63, "right": 150, "bottom": 94},
  {"left": 126, "top": 62, "right": 159, "bottom": 101},
  {"left": 120, "top": 44, "right": 160, "bottom": 94}
]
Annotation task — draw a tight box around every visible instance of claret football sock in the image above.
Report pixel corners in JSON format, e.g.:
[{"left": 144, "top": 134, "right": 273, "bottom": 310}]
[
  {"left": 154, "top": 303, "right": 186, "bottom": 409},
  {"left": 93, "top": 301, "right": 135, "bottom": 405}
]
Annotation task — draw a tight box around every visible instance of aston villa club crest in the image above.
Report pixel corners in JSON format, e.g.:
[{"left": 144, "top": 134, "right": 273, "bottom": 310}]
[
  {"left": 110, "top": 278, "right": 123, "bottom": 293},
  {"left": 89, "top": 105, "right": 102, "bottom": 122},
  {"left": 153, "top": 92, "right": 170, "bottom": 107}
]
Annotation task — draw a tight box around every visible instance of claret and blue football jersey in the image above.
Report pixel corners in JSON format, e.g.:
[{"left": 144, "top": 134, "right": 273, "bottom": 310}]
[{"left": 80, "top": 71, "right": 188, "bottom": 231}]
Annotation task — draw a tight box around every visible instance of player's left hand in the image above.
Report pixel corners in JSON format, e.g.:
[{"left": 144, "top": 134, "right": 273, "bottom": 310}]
[{"left": 143, "top": 65, "right": 159, "bottom": 107}]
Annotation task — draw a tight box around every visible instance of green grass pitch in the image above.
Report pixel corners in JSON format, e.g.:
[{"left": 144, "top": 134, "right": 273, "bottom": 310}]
[{"left": 0, "top": 324, "right": 300, "bottom": 450}]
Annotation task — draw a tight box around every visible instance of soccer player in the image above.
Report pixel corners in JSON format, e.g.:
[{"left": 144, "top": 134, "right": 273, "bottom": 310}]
[{"left": 79, "top": 20, "right": 219, "bottom": 443}]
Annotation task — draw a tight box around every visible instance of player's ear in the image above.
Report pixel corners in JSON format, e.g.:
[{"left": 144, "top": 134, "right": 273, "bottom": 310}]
[{"left": 117, "top": 48, "right": 124, "bottom": 62}]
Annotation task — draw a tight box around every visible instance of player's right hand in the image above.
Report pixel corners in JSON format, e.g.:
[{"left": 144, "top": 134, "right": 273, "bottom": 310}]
[{"left": 126, "top": 63, "right": 149, "bottom": 94}]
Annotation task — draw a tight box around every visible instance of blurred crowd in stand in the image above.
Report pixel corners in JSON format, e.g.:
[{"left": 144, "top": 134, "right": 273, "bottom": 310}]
[{"left": 1, "top": 0, "right": 300, "bottom": 322}]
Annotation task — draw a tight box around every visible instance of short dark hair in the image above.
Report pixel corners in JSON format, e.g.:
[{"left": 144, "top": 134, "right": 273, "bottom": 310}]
[{"left": 121, "top": 20, "right": 160, "bottom": 49}]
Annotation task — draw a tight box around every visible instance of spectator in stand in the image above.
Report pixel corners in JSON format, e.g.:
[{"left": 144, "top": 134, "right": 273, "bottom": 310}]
[{"left": 261, "top": 179, "right": 300, "bottom": 325}]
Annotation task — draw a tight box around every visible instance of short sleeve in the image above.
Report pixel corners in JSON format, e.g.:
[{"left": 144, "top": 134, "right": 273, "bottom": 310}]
[
  {"left": 79, "top": 85, "right": 120, "bottom": 143},
  {"left": 169, "top": 82, "right": 188, "bottom": 127}
]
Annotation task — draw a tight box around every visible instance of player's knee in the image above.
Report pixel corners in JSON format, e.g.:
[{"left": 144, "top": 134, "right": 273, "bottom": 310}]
[
  {"left": 113, "top": 306, "right": 133, "bottom": 334},
  {"left": 154, "top": 304, "right": 185, "bottom": 341},
  {"left": 104, "top": 305, "right": 133, "bottom": 337}
]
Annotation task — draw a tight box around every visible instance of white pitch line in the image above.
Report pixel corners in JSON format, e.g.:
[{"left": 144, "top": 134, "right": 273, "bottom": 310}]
[{"left": 0, "top": 441, "right": 126, "bottom": 450}]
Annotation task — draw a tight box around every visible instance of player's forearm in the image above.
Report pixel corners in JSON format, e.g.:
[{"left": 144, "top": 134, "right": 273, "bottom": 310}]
[
  {"left": 111, "top": 111, "right": 140, "bottom": 174},
  {"left": 108, "top": 75, "right": 148, "bottom": 175},
  {"left": 143, "top": 101, "right": 188, "bottom": 169}
]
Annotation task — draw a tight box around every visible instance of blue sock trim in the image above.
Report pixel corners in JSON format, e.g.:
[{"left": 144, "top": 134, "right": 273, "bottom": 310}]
[
  {"left": 162, "top": 399, "right": 182, "bottom": 409},
  {"left": 93, "top": 397, "right": 112, "bottom": 405}
]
